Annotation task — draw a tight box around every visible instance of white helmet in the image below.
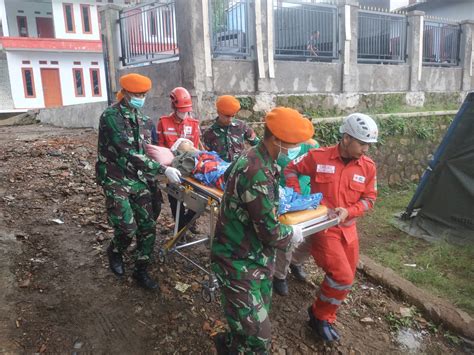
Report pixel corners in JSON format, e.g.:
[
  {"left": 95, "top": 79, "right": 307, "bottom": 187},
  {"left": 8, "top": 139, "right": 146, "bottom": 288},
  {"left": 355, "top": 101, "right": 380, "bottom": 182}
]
[{"left": 339, "top": 113, "right": 378, "bottom": 143}]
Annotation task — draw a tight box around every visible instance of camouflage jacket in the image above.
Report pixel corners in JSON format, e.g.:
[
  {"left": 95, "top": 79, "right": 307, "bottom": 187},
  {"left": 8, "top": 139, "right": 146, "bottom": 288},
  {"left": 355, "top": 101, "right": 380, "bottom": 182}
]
[
  {"left": 202, "top": 118, "right": 259, "bottom": 162},
  {"left": 211, "top": 142, "right": 293, "bottom": 280},
  {"left": 95, "top": 103, "right": 166, "bottom": 188}
]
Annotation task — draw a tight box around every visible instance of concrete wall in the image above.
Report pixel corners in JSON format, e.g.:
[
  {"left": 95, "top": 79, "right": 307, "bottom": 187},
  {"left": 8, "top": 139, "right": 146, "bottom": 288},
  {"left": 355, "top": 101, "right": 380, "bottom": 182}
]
[
  {"left": 274, "top": 61, "right": 342, "bottom": 93},
  {"left": 0, "top": 51, "right": 14, "bottom": 111},
  {"left": 370, "top": 114, "right": 453, "bottom": 186},
  {"left": 99, "top": 1, "right": 474, "bottom": 121},
  {"left": 358, "top": 64, "right": 410, "bottom": 92},
  {"left": 420, "top": 67, "right": 464, "bottom": 92},
  {"left": 212, "top": 60, "right": 256, "bottom": 94},
  {"left": 37, "top": 101, "right": 107, "bottom": 129},
  {"left": 118, "top": 60, "right": 182, "bottom": 120}
]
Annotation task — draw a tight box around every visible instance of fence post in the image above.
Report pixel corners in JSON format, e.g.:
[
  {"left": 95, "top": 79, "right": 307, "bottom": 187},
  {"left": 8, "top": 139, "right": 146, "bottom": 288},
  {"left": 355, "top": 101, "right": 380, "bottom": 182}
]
[
  {"left": 254, "top": 0, "right": 278, "bottom": 112},
  {"left": 339, "top": 0, "right": 359, "bottom": 94},
  {"left": 174, "top": 0, "right": 213, "bottom": 117},
  {"left": 99, "top": 4, "right": 122, "bottom": 104},
  {"left": 406, "top": 10, "right": 424, "bottom": 94},
  {"left": 460, "top": 20, "right": 474, "bottom": 93}
]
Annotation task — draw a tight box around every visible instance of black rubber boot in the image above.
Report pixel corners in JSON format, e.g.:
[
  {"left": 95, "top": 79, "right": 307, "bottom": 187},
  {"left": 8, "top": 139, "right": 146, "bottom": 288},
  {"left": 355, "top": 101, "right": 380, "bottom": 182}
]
[
  {"left": 212, "top": 333, "right": 229, "bottom": 355},
  {"left": 132, "top": 264, "right": 159, "bottom": 290},
  {"left": 107, "top": 244, "right": 124, "bottom": 276},
  {"left": 307, "top": 306, "right": 340, "bottom": 342},
  {"left": 273, "top": 277, "right": 289, "bottom": 296},
  {"left": 290, "top": 263, "right": 307, "bottom": 281}
]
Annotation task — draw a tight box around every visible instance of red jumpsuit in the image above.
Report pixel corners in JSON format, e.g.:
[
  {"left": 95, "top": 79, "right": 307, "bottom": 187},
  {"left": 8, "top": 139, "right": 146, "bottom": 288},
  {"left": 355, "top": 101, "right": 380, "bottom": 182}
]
[
  {"left": 284, "top": 144, "right": 377, "bottom": 323},
  {"left": 156, "top": 113, "right": 201, "bottom": 148}
]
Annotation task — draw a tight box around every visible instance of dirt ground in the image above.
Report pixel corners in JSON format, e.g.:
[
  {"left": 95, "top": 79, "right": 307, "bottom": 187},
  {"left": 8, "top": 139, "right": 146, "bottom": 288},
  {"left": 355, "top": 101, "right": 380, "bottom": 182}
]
[{"left": 0, "top": 124, "right": 469, "bottom": 354}]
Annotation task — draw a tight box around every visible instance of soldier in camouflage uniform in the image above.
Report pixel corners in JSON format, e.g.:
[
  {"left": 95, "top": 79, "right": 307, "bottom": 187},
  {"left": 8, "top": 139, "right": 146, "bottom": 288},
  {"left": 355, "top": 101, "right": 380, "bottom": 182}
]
[
  {"left": 203, "top": 95, "right": 259, "bottom": 162},
  {"left": 96, "top": 73, "right": 182, "bottom": 290},
  {"left": 211, "top": 107, "right": 314, "bottom": 354}
]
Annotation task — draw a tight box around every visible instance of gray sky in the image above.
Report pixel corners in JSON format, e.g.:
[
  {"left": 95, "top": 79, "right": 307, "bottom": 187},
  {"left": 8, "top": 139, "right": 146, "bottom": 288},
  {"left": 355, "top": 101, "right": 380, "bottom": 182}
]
[{"left": 391, "top": 0, "right": 409, "bottom": 10}]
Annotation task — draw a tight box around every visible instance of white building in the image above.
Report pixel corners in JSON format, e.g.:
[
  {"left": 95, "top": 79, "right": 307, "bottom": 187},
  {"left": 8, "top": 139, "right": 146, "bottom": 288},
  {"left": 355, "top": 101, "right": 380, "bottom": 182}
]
[{"left": 0, "top": 0, "right": 134, "bottom": 113}]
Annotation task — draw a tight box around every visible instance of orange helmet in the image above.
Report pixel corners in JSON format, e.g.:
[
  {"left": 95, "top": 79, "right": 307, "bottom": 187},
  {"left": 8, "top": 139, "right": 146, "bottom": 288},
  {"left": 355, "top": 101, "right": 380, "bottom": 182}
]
[{"left": 170, "top": 87, "right": 193, "bottom": 113}]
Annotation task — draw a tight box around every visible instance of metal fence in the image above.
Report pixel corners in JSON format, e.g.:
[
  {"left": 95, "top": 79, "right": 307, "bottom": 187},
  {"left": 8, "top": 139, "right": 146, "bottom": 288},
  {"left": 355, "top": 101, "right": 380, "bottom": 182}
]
[
  {"left": 209, "top": 0, "right": 250, "bottom": 58},
  {"left": 358, "top": 11, "right": 407, "bottom": 64},
  {"left": 423, "top": 20, "right": 460, "bottom": 66},
  {"left": 118, "top": 2, "right": 178, "bottom": 66},
  {"left": 274, "top": 1, "right": 338, "bottom": 61}
]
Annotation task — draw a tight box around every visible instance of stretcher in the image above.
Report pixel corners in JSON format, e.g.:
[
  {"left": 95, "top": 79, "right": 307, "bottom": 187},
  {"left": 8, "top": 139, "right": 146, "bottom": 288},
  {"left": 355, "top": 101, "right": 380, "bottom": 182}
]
[
  {"left": 160, "top": 177, "right": 222, "bottom": 302},
  {"left": 279, "top": 206, "right": 340, "bottom": 236},
  {"left": 159, "top": 177, "right": 339, "bottom": 302}
]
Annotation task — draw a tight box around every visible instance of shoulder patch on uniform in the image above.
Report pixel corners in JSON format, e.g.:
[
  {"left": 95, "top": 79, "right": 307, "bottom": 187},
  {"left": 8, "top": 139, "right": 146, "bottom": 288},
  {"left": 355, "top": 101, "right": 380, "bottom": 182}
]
[{"left": 293, "top": 153, "right": 307, "bottom": 164}]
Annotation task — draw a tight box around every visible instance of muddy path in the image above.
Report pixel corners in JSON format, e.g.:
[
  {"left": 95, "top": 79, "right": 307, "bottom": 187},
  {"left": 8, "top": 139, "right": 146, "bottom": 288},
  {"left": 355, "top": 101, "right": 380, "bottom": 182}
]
[{"left": 0, "top": 124, "right": 467, "bottom": 354}]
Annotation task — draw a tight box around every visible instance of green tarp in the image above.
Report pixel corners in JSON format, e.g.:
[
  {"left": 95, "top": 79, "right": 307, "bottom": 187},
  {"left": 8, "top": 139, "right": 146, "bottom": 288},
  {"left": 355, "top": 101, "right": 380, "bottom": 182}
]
[{"left": 403, "top": 92, "right": 474, "bottom": 243}]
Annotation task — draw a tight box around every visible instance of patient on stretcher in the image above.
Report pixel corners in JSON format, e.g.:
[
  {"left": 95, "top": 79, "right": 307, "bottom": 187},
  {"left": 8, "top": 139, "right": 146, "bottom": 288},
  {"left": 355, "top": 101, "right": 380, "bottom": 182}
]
[
  {"left": 170, "top": 138, "right": 231, "bottom": 190},
  {"left": 146, "top": 138, "right": 323, "bottom": 216}
]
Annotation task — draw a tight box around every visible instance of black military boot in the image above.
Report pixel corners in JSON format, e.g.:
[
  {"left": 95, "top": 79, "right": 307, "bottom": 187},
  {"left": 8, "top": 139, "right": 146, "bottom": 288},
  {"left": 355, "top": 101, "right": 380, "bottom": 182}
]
[
  {"left": 273, "top": 277, "right": 289, "bottom": 296},
  {"left": 132, "top": 264, "right": 159, "bottom": 290},
  {"left": 212, "top": 333, "right": 239, "bottom": 355},
  {"left": 290, "top": 263, "right": 307, "bottom": 281},
  {"left": 107, "top": 244, "right": 124, "bottom": 276},
  {"left": 212, "top": 333, "right": 229, "bottom": 355}
]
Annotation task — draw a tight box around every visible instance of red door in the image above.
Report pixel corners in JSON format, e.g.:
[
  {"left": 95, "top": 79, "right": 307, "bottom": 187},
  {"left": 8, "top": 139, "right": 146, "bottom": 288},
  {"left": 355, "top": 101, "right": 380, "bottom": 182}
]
[
  {"left": 40, "top": 69, "right": 62, "bottom": 108},
  {"left": 36, "top": 17, "right": 55, "bottom": 38}
]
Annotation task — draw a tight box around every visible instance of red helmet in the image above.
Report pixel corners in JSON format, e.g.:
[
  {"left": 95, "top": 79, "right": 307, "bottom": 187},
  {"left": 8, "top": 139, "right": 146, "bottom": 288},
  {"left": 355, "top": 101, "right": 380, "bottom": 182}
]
[{"left": 170, "top": 87, "right": 192, "bottom": 113}]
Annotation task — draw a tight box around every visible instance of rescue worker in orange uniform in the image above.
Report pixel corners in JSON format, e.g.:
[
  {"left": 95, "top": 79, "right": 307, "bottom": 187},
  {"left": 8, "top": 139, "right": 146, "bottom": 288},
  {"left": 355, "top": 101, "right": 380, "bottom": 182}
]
[
  {"left": 156, "top": 87, "right": 201, "bottom": 231},
  {"left": 284, "top": 113, "right": 378, "bottom": 342}
]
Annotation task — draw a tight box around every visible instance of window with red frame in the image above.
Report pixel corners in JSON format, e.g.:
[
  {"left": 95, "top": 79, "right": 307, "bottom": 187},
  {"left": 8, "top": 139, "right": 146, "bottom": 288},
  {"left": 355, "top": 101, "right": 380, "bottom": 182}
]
[
  {"left": 90, "top": 68, "right": 101, "bottom": 96},
  {"left": 22, "top": 68, "right": 35, "bottom": 98},
  {"left": 73, "top": 68, "right": 85, "bottom": 97},
  {"left": 80, "top": 4, "right": 91, "bottom": 34},
  {"left": 63, "top": 3, "right": 75, "bottom": 33},
  {"left": 17, "top": 16, "right": 28, "bottom": 37}
]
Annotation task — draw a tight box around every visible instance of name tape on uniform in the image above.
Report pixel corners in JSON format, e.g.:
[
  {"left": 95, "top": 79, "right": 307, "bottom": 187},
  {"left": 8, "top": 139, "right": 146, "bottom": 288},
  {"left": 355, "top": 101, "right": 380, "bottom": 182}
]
[{"left": 316, "top": 164, "right": 335, "bottom": 174}]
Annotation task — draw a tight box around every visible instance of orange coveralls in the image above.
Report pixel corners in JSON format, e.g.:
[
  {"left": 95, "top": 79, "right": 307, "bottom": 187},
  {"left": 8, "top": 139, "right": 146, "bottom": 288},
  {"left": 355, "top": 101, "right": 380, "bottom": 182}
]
[
  {"left": 284, "top": 144, "right": 377, "bottom": 323},
  {"left": 156, "top": 113, "right": 201, "bottom": 149}
]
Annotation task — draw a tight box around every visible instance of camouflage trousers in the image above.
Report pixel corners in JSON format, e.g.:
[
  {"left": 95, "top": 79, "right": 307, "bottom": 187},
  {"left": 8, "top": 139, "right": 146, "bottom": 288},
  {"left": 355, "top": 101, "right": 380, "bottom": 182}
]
[
  {"left": 103, "top": 183, "right": 156, "bottom": 265},
  {"left": 216, "top": 273, "right": 273, "bottom": 354}
]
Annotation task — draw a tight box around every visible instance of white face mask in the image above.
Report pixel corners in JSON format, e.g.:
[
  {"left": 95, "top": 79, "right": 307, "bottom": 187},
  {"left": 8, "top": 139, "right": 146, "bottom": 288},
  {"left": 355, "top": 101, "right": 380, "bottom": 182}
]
[{"left": 176, "top": 111, "right": 189, "bottom": 120}]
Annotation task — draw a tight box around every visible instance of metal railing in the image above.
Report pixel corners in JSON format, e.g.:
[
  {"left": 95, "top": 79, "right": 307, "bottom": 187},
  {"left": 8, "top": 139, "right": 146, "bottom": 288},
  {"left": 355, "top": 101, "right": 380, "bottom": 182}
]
[
  {"left": 209, "top": 0, "right": 250, "bottom": 58},
  {"left": 358, "top": 10, "right": 407, "bottom": 64},
  {"left": 423, "top": 20, "right": 460, "bottom": 66},
  {"left": 274, "top": 1, "right": 338, "bottom": 61},
  {"left": 118, "top": 2, "right": 178, "bottom": 66}
]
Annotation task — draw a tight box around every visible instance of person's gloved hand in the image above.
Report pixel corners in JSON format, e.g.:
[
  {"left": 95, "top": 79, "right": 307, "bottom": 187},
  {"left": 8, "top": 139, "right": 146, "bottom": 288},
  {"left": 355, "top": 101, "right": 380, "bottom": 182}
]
[
  {"left": 165, "top": 167, "right": 182, "bottom": 184},
  {"left": 291, "top": 225, "right": 304, "bottom": 246}
]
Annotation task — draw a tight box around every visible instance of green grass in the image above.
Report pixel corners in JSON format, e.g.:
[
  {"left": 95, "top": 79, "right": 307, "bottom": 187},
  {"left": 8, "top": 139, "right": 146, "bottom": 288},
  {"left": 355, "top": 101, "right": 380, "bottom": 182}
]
[
  {"left": 362, "top": 101, "right": 460, "bottom": 116},
  {"left": 359, "top": 184, "right": 474, "bottom": 316}
]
